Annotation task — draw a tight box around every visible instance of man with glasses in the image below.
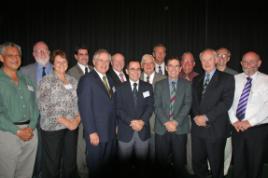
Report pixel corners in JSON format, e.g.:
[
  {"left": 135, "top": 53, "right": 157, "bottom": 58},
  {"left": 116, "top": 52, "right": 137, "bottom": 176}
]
[{"left": 116, "top": 60, "right": 154, "bottom": 177}]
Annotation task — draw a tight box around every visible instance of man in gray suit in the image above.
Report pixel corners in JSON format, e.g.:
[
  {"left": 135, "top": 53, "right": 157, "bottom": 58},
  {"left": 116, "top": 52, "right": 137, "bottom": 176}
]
[
  {"left": 154, "top": 57, "right": 192, "bottom": 177},
  {"left": 140, "top": 54, "right": 165, "bottom": 162},
  {"left": 20, "top": 41, "right": 52, "bottom": 178},
  {"left": 68, "top": 45, "right": 92, "bottom": 178}
]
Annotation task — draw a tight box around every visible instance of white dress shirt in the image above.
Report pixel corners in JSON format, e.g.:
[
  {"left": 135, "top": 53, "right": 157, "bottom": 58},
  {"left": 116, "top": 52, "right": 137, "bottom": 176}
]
[
  {"left": 228, "top": 71, "right": 268, "bottom": 126},
  {"left": 143, "top": 72, "right": 155, "bottom": 84},
  {"left": 155, "top": 63, "right": 165, "bottom": 75},
  {"left": 129, "top": 79, "right": 139, "bottom": 91},
  {"left": 78, "top": 63, "right": 90, "bottom": 74}
]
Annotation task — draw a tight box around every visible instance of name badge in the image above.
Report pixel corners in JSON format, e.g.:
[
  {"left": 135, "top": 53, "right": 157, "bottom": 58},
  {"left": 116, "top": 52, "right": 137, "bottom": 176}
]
[
  {"left": 64, "top": 84, "right": 73, "bottom": 90},
  {"left": 112, "top": 86, "right": 116, "bottom": 93},
  {"left": 143, "top": 91, "right": 150, "bottom": 98},
  {"left": 27, "top": 85, "right": 34, "bottom": 92}
]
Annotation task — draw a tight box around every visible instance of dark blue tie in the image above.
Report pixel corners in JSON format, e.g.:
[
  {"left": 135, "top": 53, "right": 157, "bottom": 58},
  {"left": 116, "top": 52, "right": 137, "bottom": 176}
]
[
  {"left": 202, "top": 73, "right": 210, "bottom": 96},
  {"left": 236, "top": 77, "right": 252, "bottom": 120},
  {"left": 42, "top": 67, "right": 46, "bottom": 77},
  {"left": 133, "top": 83, "right": 138, "bottom": 108}
]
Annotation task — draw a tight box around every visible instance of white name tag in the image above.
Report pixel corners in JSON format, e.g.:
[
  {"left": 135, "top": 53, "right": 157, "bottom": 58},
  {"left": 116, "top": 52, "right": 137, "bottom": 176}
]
[
  {"left": 27, "top": 85, "right": 34, "bottom": 92},
  {"left": 112, "top": 86, "right": 116, "bottom": 93},
  {"left": 143, "top": 91, "right": 150, "bottom": 98},
  {"left": 64, "top": 84, "right": 73, "bottom": 90}
]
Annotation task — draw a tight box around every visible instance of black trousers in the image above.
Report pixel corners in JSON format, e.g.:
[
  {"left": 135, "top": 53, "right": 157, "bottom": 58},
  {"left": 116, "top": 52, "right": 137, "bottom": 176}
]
[
  {"left": 232, "top": 124, "right": 268, "bottom": 178},
  {"left": 41, "top": 128, "right": 78, "bottom": 178},
  {"left": 86, "top": 138, "right": 117, "bottom": 178},
  {"left": 155, "top": 132, "right": 187, "bottom": 177},
  {"left": 192, "top": 135, "right": 226, "bottom": 178}
]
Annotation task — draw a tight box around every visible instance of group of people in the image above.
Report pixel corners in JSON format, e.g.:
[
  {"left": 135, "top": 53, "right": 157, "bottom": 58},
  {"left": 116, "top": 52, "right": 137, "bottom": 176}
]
[{"left": 0, "top": 41, "right": 268, "bottom": 178}]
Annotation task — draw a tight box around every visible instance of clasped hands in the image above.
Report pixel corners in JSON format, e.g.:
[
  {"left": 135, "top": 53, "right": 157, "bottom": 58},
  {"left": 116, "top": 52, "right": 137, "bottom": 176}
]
[
  {"left": 194, "top": 115, "right": 208, "bottom": 127},
  {"left": 130, "top": 119, "right": 144, "bottom": 132},
  {"left": 232, "top": 120, "right": 251, "bottom": 132},
  {"left": 164, "top": 120, "right": 178, "bottom": 132}
]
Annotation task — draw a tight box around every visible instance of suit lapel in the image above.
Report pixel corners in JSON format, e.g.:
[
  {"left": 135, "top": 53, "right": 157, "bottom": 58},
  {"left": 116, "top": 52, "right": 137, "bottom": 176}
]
[
  {"left": 76, "top": 64, "right": 84, "bottom": 76},
  {"left": 92, "top": 70, "right": 111, "bottom": 98}
]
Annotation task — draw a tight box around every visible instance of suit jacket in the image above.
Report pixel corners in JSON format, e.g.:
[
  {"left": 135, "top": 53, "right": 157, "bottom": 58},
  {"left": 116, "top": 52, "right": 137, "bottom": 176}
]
[
  {"left": 77, "top": 70, "right": 116, "bottom": 143},
  {"left": 141, "top": 72, "right": 166, "bottom": 134},
  {"left": 191, "top": 70, "right": 235, "bottom": 139},
  {"left": 68, "top": 64, "right": 93, "bottom": 80},
  {"left": 116, "top": 80, "right": 154, "bottom": 142},
  {"left": 107, "top": 68, "right": 128, "bottom": 88},
  {"left": 20, "top": 63, "right": 38, "bottom": 87},
  {"left": 154, "top": 78, "right": 192, "bottom": 135}
]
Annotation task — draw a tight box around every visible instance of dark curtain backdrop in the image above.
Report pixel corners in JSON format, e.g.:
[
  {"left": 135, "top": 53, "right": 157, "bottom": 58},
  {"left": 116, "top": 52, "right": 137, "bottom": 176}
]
[{"left": 0, "top": 0, "right": 267, "bottom": 74}]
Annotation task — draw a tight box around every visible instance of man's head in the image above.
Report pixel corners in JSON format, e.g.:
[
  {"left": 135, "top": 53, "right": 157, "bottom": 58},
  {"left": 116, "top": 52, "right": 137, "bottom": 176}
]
[
  {"left": 181, "top": 52, "right": 196, "bottom": 75},
  {"left": 216, "top": 47, "right": 231, "bottom": 68},
  {"left": 241, "top": 51, "right": 261, "bottom": 76},
  {"left": 141, "top": 54, "right": 155, "bottom": 75},
  {"left": 199, "top": 49, "right": 217, "bottom": 73},
  {"left": 92, "top": 49, "right": 111, "bottom": 74},
  {"left": 0, "top": 42, "right": 22, "bottom": 72},
  {"left": 32, "top": 41, "right": 50, "bottom": 66},
  {"left": 152, "top": 43, "right": 166, "bottom": 64},
  {"left": 126, "top": 60, "right": 141, "bottom": 82},
  {"left": 74, "top": 45, "right": 89, "bottom": 65},
  {"left": 111, "top": 53, "right": 125, "bottom": 72},
  {"left": 166, "top": 57, "right": 181, "bottom": 80}
]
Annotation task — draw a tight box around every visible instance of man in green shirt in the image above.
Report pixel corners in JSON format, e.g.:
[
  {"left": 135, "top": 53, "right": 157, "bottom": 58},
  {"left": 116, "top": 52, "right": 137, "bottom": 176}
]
[{"left": 0, "top": 42, "right": 39, "bottom": 178}]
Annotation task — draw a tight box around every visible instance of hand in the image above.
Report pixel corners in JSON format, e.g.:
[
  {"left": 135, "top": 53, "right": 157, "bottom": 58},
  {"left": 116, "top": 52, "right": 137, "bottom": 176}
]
[
  {"left": 89, "top": 132, "right": 100, "bottom": 146},
  {"left": 194, "top": 115, "right": 207, "bottom": 127},
  {"left": 232, "top": 121, "right": 241, "bottom": 132},
  {"left": 164, "top": 121, "right": 177, "bottom": 132},
  {"left": 57, "top": 116, "right": 80, "bottom": 131},
  {"left": 239, "top": 120, "right": 251, "bottom": 132},
  {"left": 130, "top": 120, "right": 143, "bottom": 132},
  {"left": 16, "top": 127, "right": 33, "bottom": 141}
]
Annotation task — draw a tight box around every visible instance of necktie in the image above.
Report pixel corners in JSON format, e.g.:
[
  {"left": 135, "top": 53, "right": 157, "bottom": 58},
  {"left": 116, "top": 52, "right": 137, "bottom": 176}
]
[
  {"left": 236, "top": 77, "right": 252, "bottom": 120},
  {"left": 119, "top": 72, "right": 125, "bottom": 82},
  {"left": 202, "top": 73, "right": 210, "bottom": 96},
  {"left": 42, "top": 67, "right": 46, "bottom": 77},
  {"left": 169, "top": 81, "right": 176, "bottom": 120},
  {"left": 85, "top": 67, "right": 89, "bottom": 74},
  {"left": 102, "top": 76, "right": 112, "bottom": 97},
  {"left": 158, "top": 65, "right": 163, "bottom": 75},
  {"left": 133, "top": 83, "right": 138, "bottom": 108},
  {"left": 146, "top": 75, "right": 150, "bottom": 83}
]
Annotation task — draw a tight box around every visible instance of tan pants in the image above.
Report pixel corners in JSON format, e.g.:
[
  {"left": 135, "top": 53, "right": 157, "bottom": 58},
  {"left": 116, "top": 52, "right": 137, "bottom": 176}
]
[{"left": 0, "top": 126, "right": 38, "bottom": 178}]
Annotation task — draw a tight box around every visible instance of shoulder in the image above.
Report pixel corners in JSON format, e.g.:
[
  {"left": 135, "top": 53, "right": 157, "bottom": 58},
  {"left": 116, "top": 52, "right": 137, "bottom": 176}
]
[{"left": 20, "top": 63, "right": 36, "bottom": 73}]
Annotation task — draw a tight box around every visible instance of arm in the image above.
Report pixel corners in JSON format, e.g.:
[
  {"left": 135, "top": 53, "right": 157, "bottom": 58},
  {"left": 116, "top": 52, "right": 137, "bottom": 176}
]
[{"left": 154, "top": 82, "right": 169, "bottom": 125}]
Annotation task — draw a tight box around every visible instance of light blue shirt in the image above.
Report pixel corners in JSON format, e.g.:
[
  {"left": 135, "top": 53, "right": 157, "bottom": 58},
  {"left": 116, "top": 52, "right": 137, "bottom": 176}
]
[
  {"left": 168, "top": 79, "right": 177, "bottom": 95},
  {"left": 36, "top": 63, "right": 53, "bottom": 84},
  {"left": 204, "top": 69, "right": 216, "bottom": 84}
]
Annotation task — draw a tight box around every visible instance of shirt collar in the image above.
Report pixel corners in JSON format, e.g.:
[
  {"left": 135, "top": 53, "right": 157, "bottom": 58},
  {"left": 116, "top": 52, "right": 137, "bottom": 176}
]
[{"left": 78, "top": 63, "right": 89, "bottom": 74}]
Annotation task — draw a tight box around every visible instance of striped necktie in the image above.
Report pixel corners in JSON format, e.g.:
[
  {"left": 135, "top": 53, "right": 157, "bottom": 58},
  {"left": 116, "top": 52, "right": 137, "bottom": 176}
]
[
  {"left": 236, "top": 77, "right": 252, "bottom": 120},
  {"left": 202, "top": 73, "right": 210, "bottom": 96},
  {"left": 169, "top": 81, "right": 176, "bottom": 120}
]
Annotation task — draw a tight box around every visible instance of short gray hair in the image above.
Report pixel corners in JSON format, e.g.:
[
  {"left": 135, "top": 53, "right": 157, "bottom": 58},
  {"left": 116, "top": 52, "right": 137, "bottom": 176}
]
[{"left": 0, "top": 42, "right": 22, "bottom": 55}]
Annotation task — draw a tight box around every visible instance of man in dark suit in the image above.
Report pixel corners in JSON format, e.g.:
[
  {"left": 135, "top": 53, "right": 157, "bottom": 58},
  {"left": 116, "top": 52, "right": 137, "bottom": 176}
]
[
  {"left": 191, "top": 49, "right": 234, "bottom": 178},
  {"left": 77, "top": 49, "right": 117, "bottom": 178},
  {"left": 107, "top": 53, "right": 128, "bottom": 87},
  {"left": 140, "top": 54, "right": 165, "bottom": 162},
  {"left": 116, "top": 60, "right": 154, "bottom": 177},
  {"left": 68, "top": 45, "right": 92, "bottom": 178},
  {"left": 154, "top": 57, "right": 192, "bottom": 177}
]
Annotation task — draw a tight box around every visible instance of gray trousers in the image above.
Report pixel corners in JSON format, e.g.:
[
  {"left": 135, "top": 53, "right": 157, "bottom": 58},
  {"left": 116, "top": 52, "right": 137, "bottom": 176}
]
[
  {"left": 118, "top": 132, "right": 149, "bottom": 160},
  {"left": 76, "top": 124, "right": 88, "bottom": 178},
  {"left": 0, "top": 126, "right": 38, "bottom": 178}
]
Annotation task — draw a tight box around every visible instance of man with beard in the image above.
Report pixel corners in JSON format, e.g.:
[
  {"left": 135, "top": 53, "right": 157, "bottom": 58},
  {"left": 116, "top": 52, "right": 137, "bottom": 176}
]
[{"left": 20, "top": 41, "right": 53, "bottom": 178}]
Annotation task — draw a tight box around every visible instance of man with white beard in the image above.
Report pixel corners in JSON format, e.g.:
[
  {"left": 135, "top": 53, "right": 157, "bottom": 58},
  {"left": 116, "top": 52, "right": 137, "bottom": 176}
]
[{"left": 20, "top": 41, "right": 52, "bottom": 178}]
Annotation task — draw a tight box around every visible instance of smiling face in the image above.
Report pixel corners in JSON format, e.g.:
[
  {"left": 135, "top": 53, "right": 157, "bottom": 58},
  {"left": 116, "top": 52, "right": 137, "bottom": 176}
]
[
  {"left": 93, "top": 52, "right": 110, "bottom": 74},
  {"left": 181, "top": 53, "right": 195, "bottom": 74},
  {"left": 0, "top": 46, "right": 21, "bottom": 72},
  {"left": 166, "top": 58, "right": 181, "bottom": 80},
  {"left": 33, "top": 41, "right": 50, "bottom": 66},
  {"left": 53, "top": 55, "right": 68, "bottom": 75},
  {"left": 111, "top": 53, "right": 125, "bottom": 72},
  {"left": 75, "top": 48, "right": 89, "bottom": 65},
  {"left": 241, "top": 52, "right": 261, "bottom": 76},
  {"left": 200, "top": 49, "right": 217, "bottom": 73}
]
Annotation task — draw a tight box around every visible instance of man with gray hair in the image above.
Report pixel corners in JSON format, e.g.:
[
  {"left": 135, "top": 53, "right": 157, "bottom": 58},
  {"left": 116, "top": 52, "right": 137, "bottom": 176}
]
[{"left": 0, "top": 42, "right": 39, "bottom": 178}]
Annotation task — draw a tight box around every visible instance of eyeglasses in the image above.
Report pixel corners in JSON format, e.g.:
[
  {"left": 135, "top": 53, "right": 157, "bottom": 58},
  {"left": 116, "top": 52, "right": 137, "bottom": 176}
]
[
  {"left": 217, "top": 54, "right": 229, "bottom": 58},
  {"left": 128, "top": 68, "right": 141, "bottom": 72},
  {"left": 3, "top": 54, "right": 21, "bottom": 58}
]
